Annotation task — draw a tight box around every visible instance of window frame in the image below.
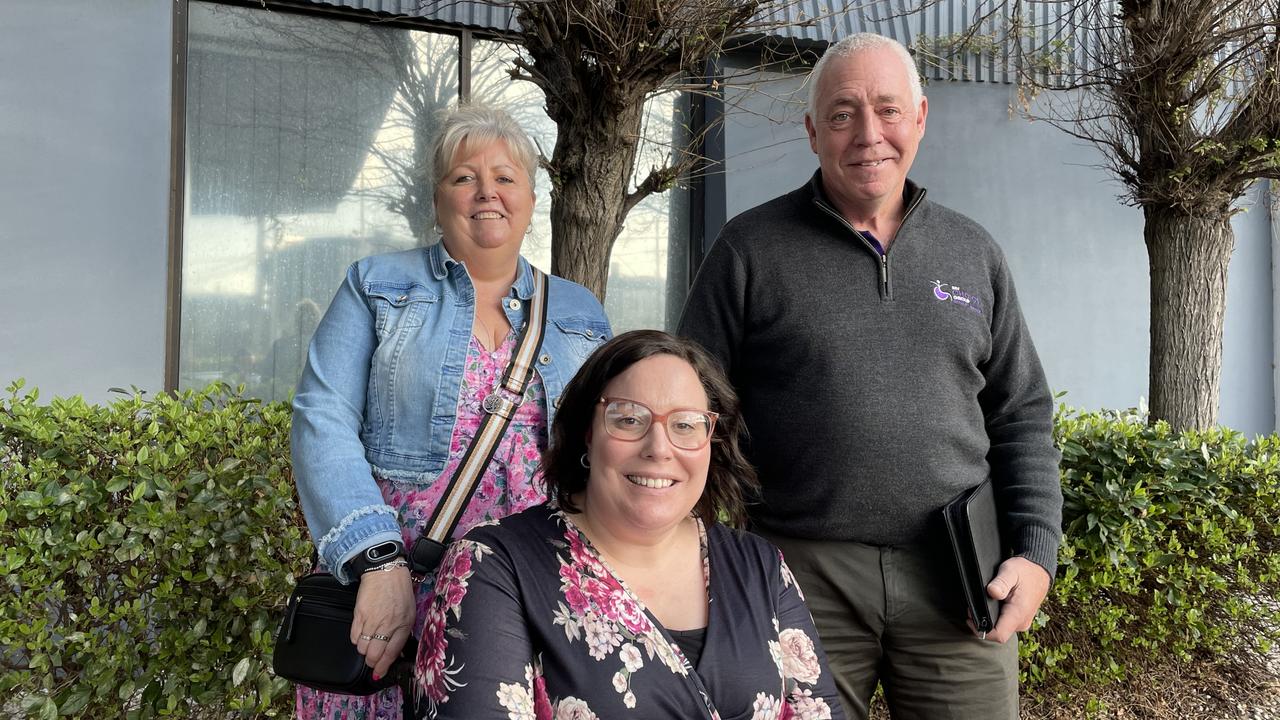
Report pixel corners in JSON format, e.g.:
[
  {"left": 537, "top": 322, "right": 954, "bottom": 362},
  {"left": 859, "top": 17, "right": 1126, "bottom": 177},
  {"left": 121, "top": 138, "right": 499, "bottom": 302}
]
[
  {"left": 165, "top": 0, "right": 707, "bottom": 390},
  {"left": 165, "top": 0, "right": 507, "bottom": 391}
]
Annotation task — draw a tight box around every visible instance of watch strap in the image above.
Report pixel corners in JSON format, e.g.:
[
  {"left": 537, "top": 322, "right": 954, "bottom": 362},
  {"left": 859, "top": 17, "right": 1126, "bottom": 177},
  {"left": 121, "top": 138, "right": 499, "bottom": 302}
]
[{"left": 344, "top": 539, "right": 405, "bottom": 577}]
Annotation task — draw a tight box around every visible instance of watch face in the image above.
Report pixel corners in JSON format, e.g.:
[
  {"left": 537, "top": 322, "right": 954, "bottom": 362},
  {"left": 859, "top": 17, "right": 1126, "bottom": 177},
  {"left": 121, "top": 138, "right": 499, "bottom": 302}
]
[{"left": 366, "top": 541, "right": 401, "bottom": 563}]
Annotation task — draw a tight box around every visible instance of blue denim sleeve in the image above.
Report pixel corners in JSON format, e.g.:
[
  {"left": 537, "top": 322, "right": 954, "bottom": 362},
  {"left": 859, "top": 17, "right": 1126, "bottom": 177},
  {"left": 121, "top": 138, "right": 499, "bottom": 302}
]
[{"left": 291, "top": 261, "right": 402, "bottom": 583}]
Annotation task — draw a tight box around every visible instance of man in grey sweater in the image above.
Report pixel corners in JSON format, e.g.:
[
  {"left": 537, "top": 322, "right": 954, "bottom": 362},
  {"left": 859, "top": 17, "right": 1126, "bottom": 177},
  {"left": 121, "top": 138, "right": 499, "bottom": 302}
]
[{"left": 678, "top": 33, "right": 1062, "bottom": 719}]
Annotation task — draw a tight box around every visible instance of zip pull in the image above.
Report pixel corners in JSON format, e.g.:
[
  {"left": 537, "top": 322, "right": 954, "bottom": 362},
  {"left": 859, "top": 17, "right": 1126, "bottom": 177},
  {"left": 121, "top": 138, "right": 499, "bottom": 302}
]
[
  {"left": 880, "top": 254, "right": 890, "bottom": 298},
  {"left": 282, "top": 596, "right": 299, "bottom": 643}
]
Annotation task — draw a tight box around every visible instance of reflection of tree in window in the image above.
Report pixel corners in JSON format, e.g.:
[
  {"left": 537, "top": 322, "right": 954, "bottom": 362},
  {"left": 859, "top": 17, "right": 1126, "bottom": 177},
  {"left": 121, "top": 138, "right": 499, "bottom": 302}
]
[
  {"left": 180, "top": 4, "right": 459, "bottom": 398},
  {"left": 179, "top": 3, "right": 693, "bottom": 400},
  {"left": 229, "top": 18, "right": 462, "bottom": 242}
]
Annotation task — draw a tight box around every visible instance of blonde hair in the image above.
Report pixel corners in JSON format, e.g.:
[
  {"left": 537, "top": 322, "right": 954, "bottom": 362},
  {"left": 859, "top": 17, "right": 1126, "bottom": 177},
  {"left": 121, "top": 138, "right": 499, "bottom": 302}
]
[{"left": 430, "top": 104, "right": 538, "bottom": 189}]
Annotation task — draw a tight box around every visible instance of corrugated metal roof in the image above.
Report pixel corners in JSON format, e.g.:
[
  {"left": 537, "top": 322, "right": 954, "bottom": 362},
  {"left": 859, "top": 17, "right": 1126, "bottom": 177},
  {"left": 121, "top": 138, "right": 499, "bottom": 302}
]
[
  {"left": 295, "top": 0, "right": 518, "bottom": 31},
  {"left": 759, "top": 0, "right": 1089, "bottom": 85},
  {"left": 286, "top": 0, "right": 1091, "bottom": 86}
]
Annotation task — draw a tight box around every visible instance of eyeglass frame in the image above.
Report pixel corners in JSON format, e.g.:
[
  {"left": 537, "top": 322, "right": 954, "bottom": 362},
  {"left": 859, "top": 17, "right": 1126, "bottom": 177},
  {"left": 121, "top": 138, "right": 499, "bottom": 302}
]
[{"left": 596, "top": 397, "right": 720, "bottom": 450}]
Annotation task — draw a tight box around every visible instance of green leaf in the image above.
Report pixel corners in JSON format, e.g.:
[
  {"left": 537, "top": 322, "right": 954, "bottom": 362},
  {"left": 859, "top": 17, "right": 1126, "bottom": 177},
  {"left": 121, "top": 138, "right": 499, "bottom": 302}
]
[
  {"left": 232, "top": 656, "right": 252, "bottom": 687},
  {"left": 118, "top": 680, "right": 136, "bottom": 702},
  {"left": 57, "top": 689, "right": 91, "bottom": 716}
]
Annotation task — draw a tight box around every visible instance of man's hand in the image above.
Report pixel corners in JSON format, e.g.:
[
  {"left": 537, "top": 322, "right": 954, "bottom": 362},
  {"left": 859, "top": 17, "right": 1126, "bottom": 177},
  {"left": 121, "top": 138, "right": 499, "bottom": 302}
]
[
  {"left": 983, "top": 556, "right": 1051, "bottom": 644},
  {"left": 350, "top": 567, "right": 416, "bottom": 680}
]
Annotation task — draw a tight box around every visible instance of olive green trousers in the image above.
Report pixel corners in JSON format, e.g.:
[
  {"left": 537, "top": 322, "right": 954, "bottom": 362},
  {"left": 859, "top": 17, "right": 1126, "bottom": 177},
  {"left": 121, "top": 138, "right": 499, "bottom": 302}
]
[{"left": 759, "top": 531, "right": 1019, "bottom": 720}]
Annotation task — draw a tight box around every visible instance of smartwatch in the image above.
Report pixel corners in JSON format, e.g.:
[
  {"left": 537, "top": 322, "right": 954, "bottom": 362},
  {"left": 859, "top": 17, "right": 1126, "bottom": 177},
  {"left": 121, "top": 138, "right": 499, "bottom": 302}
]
[{"left": 343, "top": 539, "right": 406, "bottom": 577}]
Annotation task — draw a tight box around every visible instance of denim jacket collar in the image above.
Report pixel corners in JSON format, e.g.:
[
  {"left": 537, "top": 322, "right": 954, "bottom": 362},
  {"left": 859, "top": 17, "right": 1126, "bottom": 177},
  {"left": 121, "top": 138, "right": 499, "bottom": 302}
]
[{"left": 426, "top": 241, "right": 537, "bottom": 301}]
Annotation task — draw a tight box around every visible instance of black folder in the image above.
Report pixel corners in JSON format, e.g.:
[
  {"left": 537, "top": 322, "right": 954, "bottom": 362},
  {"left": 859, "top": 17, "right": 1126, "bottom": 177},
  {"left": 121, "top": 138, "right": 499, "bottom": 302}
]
[{"left": 942, "top": 478, "right": 1003, "bottom": 634}]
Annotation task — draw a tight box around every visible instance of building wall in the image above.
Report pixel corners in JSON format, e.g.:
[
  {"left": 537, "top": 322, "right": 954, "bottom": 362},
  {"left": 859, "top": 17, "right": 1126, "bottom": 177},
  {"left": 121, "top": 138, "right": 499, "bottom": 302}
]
[
  {"left": 0, "top": 0, "right": 172, "bottom": 401},
  {"left": 719, "top": 69, "right": 1276, "bottom": 435},
  {"left": 2, "top": 4, "right": 1273, "bottom": 434}
]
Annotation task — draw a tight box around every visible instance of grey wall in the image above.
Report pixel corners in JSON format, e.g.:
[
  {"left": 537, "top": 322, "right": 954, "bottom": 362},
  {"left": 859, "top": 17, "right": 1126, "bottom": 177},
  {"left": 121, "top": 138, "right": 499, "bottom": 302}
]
[
  {"left": 1274, "top": 189, "right": 1280, "bottom": 430},
  {"left": 0, "top": 0, "right": 172, "bottom": 401},
  {"left": 1221, "top": 184, "right": 1275, "bottom": 435},
  {"left": 720, "top": 70, "right": 1276, "bottom": 435}
]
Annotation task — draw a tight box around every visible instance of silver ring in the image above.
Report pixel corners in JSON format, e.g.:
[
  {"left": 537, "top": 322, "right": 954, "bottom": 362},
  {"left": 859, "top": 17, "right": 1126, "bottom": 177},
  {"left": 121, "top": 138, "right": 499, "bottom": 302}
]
[
  {"left": 371, "top": 633, "right": 392, "bottom": 642},
  {"left": 359, "top": 633, "right": 373, "bottom": 641}
]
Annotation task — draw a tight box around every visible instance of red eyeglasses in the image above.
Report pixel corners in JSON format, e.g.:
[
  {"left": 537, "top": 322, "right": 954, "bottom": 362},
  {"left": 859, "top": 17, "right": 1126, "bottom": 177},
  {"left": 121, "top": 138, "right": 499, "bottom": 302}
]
[{"left": 598, "top": 397, "right": 718, "bottom": 450}]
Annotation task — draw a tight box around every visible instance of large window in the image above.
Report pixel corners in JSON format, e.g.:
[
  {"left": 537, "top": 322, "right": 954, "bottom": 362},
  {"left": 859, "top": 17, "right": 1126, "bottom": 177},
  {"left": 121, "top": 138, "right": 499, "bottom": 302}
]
[{"left": 179, "top": 2, "right": 690, "bottom": 400}]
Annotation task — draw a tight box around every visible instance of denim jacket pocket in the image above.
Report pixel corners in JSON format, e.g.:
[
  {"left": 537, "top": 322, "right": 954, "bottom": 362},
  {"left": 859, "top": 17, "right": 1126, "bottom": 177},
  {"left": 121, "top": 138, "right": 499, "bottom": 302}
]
[
  {"left": 549, "top": 317, "right": 611, "bottom": 373},
  {"left": 552, "top": 316, "right": 610, "bottom": 344},
  {"left": 366, "top": 282, "right": 438, "bottom": 338}
]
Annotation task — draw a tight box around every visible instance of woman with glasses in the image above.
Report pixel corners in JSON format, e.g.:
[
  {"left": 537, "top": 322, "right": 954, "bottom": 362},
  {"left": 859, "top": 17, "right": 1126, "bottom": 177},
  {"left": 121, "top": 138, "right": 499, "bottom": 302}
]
[{"left": 414, "top": 330, "right": 846, "bottom": 720}]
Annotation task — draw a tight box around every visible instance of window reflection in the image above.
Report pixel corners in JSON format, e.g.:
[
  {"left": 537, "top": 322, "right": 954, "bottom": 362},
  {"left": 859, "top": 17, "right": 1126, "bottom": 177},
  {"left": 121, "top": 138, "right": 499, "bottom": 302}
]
[
  {"left": 181, "top": 3, "right": 458, "bottom": 400},
  {"left": 180, "top": 5, "right": 692, "bottom": 402}
]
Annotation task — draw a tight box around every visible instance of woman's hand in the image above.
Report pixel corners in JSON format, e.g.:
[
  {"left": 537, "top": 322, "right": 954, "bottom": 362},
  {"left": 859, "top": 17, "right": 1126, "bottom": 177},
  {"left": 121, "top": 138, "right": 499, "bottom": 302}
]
[{"left": 350, "top": 567, "right": 416, "bottom": 680}]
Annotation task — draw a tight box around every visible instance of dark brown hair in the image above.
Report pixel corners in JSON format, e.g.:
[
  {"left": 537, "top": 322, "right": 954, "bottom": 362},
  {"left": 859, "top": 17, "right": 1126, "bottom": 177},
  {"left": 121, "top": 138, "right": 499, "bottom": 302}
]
[{"left": 543, "top": 329, "right": 760, "bottom": 528}]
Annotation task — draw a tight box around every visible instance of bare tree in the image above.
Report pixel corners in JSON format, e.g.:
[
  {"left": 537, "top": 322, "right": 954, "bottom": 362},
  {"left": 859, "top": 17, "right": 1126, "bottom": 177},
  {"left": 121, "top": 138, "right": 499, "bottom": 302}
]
[
  {"left": 920, "top": 0, "right": 1280, "bottom": 430},
  {"left": 423, "top": 0, "right": 829, "bottom": 300},
  {"left": 360, "top": 32, "right": 457, "bottom": 241}
]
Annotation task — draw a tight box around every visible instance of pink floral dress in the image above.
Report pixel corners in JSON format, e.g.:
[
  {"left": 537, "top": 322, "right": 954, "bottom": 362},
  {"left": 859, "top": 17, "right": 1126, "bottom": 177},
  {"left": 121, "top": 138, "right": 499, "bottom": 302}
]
[
  {"left": 297, "top": 331, "right": 549, "bottom": 720},
  {"left": 414, "top": 505, "right": 846, "bottom": 720}
]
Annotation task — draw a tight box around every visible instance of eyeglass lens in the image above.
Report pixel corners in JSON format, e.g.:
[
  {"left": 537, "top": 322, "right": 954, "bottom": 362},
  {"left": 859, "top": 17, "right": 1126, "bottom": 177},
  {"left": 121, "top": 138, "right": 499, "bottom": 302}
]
[{"left": 602, "top": 399, "right": 713, "bottom": 449}]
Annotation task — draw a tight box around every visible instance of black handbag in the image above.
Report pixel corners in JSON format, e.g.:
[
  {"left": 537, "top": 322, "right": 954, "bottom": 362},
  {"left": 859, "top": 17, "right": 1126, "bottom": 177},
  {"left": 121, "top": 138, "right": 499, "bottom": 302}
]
[
  {"left": 274, "top": 572, "right": 418, "bottom": 695},
  {"left": 272, "top": 270, "right": 550, "bottom": 705}
]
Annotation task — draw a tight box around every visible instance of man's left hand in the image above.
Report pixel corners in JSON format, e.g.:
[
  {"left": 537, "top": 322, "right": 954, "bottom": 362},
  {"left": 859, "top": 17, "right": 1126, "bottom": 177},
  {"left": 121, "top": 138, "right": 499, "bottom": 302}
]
[{"left": 983, "top": 556, "right": 1051, "bottom": 644}]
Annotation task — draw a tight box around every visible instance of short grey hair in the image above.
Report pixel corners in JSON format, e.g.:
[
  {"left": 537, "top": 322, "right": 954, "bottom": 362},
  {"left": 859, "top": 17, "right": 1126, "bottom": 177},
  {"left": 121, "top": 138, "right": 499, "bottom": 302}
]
[
  {"left": 431, "top": 104, "right": 539, "bottom": 191},
  {"left": 807, "top": 33, "right": 923, "bottom": 118}
]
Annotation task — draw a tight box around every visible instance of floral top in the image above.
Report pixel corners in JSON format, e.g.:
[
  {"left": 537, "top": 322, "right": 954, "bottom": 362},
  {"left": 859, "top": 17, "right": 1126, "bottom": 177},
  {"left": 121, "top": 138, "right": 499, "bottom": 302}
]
[
  {"left": 376, "top": 332, "right": 549, "bottom": 544},
  {"left": 414, "top": 504, "right": 846, "bottom": 720}
]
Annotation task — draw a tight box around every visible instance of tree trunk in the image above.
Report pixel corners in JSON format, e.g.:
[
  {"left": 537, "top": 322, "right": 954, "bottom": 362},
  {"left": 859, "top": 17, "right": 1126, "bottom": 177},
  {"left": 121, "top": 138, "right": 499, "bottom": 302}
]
[
  {"left": 547, "top": 105, "right": 646, "bottom": 302},
  {"left": 1144, "top": 207, "right": 1235, "bottom": 431}
]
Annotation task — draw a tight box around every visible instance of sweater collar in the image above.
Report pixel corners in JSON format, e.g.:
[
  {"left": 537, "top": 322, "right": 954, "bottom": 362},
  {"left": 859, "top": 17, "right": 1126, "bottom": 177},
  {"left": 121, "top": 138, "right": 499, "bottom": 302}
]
[{"left": 803, "top": 170, "right": 926, "bottom": 223}]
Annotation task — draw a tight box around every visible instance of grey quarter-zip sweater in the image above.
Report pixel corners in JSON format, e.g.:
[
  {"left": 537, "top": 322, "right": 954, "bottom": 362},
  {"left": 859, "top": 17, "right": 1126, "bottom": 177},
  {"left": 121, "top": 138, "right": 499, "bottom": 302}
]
[{"left": 679, "top": 171, "right": 1063, "bottom": 577}]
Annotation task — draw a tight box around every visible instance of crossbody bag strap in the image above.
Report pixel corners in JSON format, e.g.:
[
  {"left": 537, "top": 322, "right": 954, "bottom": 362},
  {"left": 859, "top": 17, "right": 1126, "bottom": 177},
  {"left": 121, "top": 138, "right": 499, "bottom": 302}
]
[{"left": 423, "top": 268, "right": 549, "bottom": 544}]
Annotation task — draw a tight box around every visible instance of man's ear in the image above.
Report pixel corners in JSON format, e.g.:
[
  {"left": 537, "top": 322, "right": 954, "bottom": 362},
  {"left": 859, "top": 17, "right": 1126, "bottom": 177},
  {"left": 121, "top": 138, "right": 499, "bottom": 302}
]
[
  {"left": 804, "top": 113, "right": 820, "bottom": 154},
  {"left": 916, "top": 96, "right": 928, "bottom": 137}
]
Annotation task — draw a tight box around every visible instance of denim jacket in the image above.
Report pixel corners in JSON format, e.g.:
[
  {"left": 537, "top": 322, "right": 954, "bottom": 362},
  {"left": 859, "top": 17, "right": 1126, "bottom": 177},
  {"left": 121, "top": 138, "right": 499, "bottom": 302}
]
[{"left": 292, "top": 243, "right": 612, "bottom": 581}]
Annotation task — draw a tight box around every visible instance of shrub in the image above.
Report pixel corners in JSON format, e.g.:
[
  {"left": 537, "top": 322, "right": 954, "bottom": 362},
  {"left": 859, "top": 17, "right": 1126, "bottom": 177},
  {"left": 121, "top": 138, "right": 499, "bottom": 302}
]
[
  {"left": 4, "top": 384, "right": 1278, "bottom": 717},
  {"left": 1, "top": 381, "right": 309, "bottom": 718},
  {"left": 1023, "top": 405, "right": 1280, "bottom": 706}
]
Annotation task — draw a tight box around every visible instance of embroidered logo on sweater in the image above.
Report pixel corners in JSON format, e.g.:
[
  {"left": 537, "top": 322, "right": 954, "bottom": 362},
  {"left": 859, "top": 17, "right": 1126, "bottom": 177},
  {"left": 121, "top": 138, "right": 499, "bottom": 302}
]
[{"left": 932, "top": 280, "right": 984, "bottom": 315}]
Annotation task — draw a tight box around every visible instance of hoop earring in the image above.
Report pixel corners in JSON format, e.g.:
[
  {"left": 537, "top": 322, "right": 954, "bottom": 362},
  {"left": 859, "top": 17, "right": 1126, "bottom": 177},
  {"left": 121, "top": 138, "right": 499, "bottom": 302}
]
[{"left": 579, "top": 453, "right": 590, "bottom": 469}]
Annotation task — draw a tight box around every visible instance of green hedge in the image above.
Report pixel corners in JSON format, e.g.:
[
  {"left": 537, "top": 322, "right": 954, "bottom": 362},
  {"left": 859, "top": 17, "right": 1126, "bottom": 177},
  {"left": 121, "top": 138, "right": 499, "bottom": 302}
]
[
  {"left": 3, "top": 385, "right": 1279, "bottom": 717},
  {"left": 1, "top": 381, "right": 309, "bottom": 718},
  {"left": 1025, "top": 406, "right": 1280, "bottom": 707}
]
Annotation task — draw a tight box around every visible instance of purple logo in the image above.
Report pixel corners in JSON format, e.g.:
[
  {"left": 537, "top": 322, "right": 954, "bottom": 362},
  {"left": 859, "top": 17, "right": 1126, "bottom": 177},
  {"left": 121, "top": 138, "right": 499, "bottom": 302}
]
[{"left": 931, "top": 280, "right": 983, "bottom": 315}]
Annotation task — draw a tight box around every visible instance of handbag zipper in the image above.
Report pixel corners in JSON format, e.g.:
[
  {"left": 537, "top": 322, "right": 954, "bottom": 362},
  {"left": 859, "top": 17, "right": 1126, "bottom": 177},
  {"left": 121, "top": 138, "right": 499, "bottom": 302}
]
[{"left": 282, "top": 595, "right": 354, "bottom": 643}]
